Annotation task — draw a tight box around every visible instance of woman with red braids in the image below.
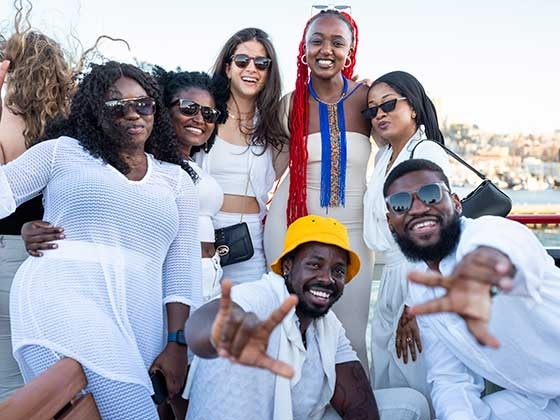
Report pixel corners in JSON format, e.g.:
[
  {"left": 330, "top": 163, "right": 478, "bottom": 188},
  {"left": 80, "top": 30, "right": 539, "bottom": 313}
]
[{"left": 264, "top": 9, "right": 374, "bottom": 370}]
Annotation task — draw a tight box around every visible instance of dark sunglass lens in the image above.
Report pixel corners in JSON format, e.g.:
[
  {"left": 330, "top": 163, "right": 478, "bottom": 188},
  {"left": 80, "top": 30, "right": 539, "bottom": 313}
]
[
  {"left": 179, "top": 101, "right": 199, "bottom": 116},
  {"left": 233, "top": 54, "right": 250, "bottom": 68},
  {"left": 254, "top": 57, "right": 271, "bottom": 70},
  {"left": 361, "top": 106, "right": 378, "bottom": 120},
  {"left": 380, "top": 98, "right": 398, "bottom": 113},
  {"left": 418, "top": 184, "right": 443, "bottom": 205},
  {"left": 133, "top": 100, "right": 155, "bottom": 116},
  {"left": 388, "top": 192, "right": 413, "bottom": 213},
  {"left": 201, "top": 108, "right": 219, "bottom": 123}
]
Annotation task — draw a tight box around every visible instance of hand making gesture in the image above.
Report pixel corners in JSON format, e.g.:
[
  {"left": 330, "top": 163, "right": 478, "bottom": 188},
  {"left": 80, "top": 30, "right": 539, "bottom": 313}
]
[
  {"left": 407, "top": 246, "right": 515, "bottom": 348},
  {"left": 210, "top": 279, "right": 298, "bottom": 378}
]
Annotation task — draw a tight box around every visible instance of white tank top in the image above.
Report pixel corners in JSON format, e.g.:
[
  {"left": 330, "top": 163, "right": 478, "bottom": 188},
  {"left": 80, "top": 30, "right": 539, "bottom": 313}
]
[{"left": 207, "top": 137, "right": 256, "bottom": 197}]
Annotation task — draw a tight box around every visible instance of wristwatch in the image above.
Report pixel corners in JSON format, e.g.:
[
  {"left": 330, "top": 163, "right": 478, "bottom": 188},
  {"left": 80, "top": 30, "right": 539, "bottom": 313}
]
[{"left": 167, "top": 330, "right": 186, "bottom": 346}]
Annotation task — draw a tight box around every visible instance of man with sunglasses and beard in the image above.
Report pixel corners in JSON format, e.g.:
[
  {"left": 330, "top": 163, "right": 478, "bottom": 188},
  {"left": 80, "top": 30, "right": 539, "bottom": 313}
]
[
  {"left": 184, "top": 215, "right": 430, "bottom": 420},
  {"left": 384, "top": 159, "right": 560, "bottom": 420}
]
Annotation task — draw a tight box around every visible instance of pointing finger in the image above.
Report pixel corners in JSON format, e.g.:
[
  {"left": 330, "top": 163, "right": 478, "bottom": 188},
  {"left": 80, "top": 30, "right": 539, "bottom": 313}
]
[
  {"left": 261, "top": 295, "right": 298, "bottom": 335},
  {"left": 408, "top": 295, "right": 452, "bottom": 316}
]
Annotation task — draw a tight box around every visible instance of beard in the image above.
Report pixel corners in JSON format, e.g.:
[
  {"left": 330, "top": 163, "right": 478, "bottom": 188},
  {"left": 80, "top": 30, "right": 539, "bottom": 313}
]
[
  {"left": 395, "top": 211, "right": 462, "bottom": 264},
  {"left": 285, "top": 279, "right": 343, "bottom": 319}
]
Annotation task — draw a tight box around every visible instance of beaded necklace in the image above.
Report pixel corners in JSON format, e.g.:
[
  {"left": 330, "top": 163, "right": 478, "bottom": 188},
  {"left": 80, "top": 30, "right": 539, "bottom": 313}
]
[{"left": 308, "top": 76, "right": 360, "bottom": 209}]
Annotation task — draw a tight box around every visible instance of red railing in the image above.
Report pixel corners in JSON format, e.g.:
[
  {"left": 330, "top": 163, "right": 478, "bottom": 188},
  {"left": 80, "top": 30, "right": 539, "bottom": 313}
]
[{"left": 508, "top": 214, "right": 560, "bottom": 225}]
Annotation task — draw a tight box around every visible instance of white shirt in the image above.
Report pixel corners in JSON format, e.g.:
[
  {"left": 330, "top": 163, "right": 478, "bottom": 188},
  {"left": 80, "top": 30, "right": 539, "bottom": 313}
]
[
  {"left": 186, "top": 273, "right": 358, "bottom": 420},
  {"left": 1, "top": 136, "right": 202, "bottom": 392},
  {"left": 408, "top": 216, "right": 560, "bottom": 420}
]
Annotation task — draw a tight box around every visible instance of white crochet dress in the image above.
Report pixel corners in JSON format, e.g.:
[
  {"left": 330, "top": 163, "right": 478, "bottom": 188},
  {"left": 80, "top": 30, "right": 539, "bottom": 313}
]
[{"left": 0, "top": 136, "right": 202, "bottom": 393}]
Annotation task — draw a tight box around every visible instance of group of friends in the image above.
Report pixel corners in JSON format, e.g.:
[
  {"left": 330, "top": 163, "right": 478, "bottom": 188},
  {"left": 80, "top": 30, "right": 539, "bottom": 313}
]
[{"left": 0, "top": 5, "right": 559, "bottom": 420}]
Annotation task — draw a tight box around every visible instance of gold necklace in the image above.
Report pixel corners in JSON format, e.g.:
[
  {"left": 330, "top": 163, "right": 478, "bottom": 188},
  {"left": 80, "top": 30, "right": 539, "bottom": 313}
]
[{"left": 227, "top": 108, "right": 254, "bottom": 121}]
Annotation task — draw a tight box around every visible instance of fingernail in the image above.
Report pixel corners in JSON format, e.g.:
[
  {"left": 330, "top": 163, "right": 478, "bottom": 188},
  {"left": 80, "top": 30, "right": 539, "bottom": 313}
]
[
  {"left": 52, "top": 244, "right": 58, "bottom": 248},
  {"left": 58, "top": 234, "right": 65, "bottom": 239},
  {"left": 498, "top": 277, "right": 513, "bottom": 291}
]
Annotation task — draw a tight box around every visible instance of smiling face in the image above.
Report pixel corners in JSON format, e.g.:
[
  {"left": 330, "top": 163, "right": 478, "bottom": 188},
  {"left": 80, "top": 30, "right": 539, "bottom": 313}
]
[
  {"left": 282, "top": 242, "right": 347, "bottom": 320},
  {"left": 386, "top": 169, "right": 462, "bottom": 263},
  {"left": 103, "top": 76, "right": 154, "bottom": 146},
  {"left": 169, "top": 87, "right": 216, "bottom": 158},
  {"left": 367, "top": 82, "right": 417, "bottom": 145},
  {"left": 304, "top": 13, "right": 353, "bottom": 79},
  {"left": 225, "top": 39, "right": 269, "bottom": 100}
]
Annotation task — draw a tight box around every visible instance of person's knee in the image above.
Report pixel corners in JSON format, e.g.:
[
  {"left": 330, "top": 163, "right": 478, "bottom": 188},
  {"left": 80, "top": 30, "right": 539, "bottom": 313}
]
[{"left": 375, "top": 387, "right": 431, "bottom": 420}]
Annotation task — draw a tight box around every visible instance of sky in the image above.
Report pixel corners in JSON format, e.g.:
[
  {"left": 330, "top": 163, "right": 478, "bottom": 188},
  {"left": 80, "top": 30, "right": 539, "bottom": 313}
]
[{"left": 1, "top": 0, "right": 559, "bottom": 135}]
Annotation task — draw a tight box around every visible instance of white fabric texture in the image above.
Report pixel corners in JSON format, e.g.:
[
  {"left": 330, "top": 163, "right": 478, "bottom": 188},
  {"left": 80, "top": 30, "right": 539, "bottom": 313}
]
[
  {"left": 213, "top": 210, "right": 267, "bottom": 285},
  {"left": 0, "top": 235, "right": 25, "bottom": 401},
  {"left": 200, "top": 252, "right": 223, "bottom": 302},
  {"left": 187, "top": 159, "right": 223, "bottom": 242},
  {"left": 1, "top": 136, "right": 202, "bottom": 394},
  {"left": 195, "top": 136, "right": 276, "bottom": 221},
  {"left": 186, "top": 272, "right": 358, "bottom": 420},
  {"left": 408, "top": 216, "right": 560, "bottom": 420},
  {"left": 264, "top": 131, "right": 375, "bottom": 370},
  {"left": 19, "top": 345, "right": 159, "bottom": 420},
  {"left": 362, "top": 128, "right": 450, "bottom": 403}
]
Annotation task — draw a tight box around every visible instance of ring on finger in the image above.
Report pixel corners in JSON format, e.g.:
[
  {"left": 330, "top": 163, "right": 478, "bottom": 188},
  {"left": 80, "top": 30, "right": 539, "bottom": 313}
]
[{"left": 406, "top": 337, "right": 412, "bottom": 343}]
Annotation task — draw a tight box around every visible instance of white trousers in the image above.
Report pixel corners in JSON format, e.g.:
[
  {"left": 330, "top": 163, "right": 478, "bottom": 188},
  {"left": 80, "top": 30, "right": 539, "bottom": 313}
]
[{"left": 484, "top": 390, "right": 560, "bottom": 420}]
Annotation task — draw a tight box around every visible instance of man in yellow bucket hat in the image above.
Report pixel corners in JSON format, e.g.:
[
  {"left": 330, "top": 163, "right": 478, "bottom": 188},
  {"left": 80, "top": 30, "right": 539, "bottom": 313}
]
[{"left": 183, "top": 215, "right": 380, "bottom": 419}]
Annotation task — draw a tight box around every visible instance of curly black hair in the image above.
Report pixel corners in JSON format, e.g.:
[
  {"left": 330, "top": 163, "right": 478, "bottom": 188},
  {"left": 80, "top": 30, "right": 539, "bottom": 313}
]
[
  {"left": 152, "top": 66, "right": 218, "bottom": 156},
  {"left": 42, "top": 61, "right": 184, "bottom": 174}
]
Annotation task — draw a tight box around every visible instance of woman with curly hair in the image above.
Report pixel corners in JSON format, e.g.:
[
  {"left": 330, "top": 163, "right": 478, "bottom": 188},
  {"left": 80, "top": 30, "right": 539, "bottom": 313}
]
[
  {"left": 197, "top": 27, "right": 288, "bottom": 285},
  {"left": 264, "top": 9, "right": 374, "bottom": 370},
  {"left": 0, "top": 24, "right": 76, "bottom": 400},
  {"left": 0, "top": 60, "right": 201, "bottom": 419}
]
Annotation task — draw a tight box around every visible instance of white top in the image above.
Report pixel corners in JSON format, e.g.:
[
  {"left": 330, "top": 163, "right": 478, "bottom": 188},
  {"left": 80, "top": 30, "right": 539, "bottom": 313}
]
[
  {"left": 363, "top": 128, "right": 450, "bottom": 254},
  {"left": 195, "top": 136, "right": 276, "bottom": 220},
  {"left": 0, "top": 136, "right": 202, "bottom": 392},
  {"left": 187, "top": 160, "right": 223, "bottom": 242},
  {"left": 408, "top": 216, "right": 560, "bottom": 420},
  {"left": 186, "top": 273, "right": 357, "bottom": 420}
]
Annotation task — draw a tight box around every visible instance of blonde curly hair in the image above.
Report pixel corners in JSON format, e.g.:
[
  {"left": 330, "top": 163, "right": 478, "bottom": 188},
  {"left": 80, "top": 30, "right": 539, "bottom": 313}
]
[{"left": 2, "top": 29, "right": 76, "bottom": 148}]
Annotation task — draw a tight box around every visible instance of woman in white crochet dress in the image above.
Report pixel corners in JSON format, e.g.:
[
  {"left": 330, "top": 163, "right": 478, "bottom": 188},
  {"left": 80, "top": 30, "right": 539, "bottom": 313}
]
[
  {"left": 0, "top": 61, "right": 201, "bottom": 419},
  {"left": 362, "top": 70, "right": 450, "bottom": 410}
]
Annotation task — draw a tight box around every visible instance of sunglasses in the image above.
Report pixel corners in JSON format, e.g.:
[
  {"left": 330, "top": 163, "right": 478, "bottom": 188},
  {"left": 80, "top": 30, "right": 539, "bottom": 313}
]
[
  {"left": 104, "top": 97, "right": 156, "bottom": 118},
  {"left": 386, "top": 182, "right": 449, "bottom": 214},
  {"left": 171, "top": 99, "right": 221, "bottom": 123},
  {"left": 362, "top": 97, "right": 407, "bottom": 120},
  {"left": 312, "top": 4, "right": 352, "bottom": 14},
  {"left": 230, "top": 54, "right": 272, "bottom": 71}
]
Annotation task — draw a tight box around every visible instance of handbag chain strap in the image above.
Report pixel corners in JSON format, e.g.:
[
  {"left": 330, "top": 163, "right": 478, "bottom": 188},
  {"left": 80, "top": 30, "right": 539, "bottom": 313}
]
[
  {"left": 410, "top": 139, "right": 487, "bottom": 181},
  {"left": 239, "top": 151, "right": 253, "bottom": 223}
]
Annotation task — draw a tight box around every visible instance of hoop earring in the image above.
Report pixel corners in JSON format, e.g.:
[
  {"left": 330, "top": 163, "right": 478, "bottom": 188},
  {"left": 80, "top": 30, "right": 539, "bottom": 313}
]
[
  {"left": 343, "top": 56, "right": 352, "bottom": 68},
  {"left": 300, "top": 54, "right": 308, "bottom": 65}
]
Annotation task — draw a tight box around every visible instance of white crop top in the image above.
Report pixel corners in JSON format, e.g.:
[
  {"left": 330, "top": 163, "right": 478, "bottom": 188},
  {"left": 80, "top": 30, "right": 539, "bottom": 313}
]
[
  {"left": 186, "top": 160, "right": 224, "bottom": 242},
  {"left": 206, "top": 137, "right": 256, "bottom": 197}
]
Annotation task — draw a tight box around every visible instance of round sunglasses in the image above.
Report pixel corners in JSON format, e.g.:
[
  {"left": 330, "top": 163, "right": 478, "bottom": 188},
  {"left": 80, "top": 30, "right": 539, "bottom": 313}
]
[
  {"left": 230, "top": 54, "right": 272, "bottom": 71},
  {"left": 385, "top": 182, "right": 449, "bottom": 214},
  {"left": 362, "top": 97, "right": 407, "bottom": 120},
  {"left": 104, "top": 97, "right": 156, "bottom": 119},
  {"left": 171, "top": 99, "right": 221, "bottom": 123}
]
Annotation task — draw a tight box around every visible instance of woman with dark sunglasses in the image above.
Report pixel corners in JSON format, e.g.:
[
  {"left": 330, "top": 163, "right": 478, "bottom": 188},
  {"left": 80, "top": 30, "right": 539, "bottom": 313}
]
[
  {"left": 263, "top": 9, "right": 375, "bottom": 373},
  {"left": 195, "top": 27, "right": 288, "bottom": 286},
  {"left": 362, "top": 70, "right": 450, "bottom": 412},
  {"left": 0, "top": 60, "right": 202, "bottom": 419}
]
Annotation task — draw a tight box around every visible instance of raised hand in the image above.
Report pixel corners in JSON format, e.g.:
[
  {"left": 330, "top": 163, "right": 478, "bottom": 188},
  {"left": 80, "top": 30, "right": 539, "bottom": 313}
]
[
  {"left": 0, "top": 60, "right": 9, "bottom": 120},
  {"left": 21, "top": 220, "right": 65, "bottom": 256},
  {"left": 210, "top": 279, "right": 298, "bottom": 378},
  {"left": 395, "top": 306, "right": 422, "bottom": 363},
  {"left": 407, "top": 247, "right": 515, "bottom": 348}
]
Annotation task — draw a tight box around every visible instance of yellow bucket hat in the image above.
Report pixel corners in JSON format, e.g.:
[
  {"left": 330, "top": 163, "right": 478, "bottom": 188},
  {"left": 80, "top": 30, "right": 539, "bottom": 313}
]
[{"left": 270, "top": 215, "right": 361, "bottom": 283}]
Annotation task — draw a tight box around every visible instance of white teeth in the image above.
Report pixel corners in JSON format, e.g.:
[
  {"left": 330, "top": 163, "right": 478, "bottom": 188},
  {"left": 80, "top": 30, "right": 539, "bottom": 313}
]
[
  {"left": 242, "top": 77, "right": 257, "bottom": 82},
  {"left": 186, "top": 127, "right": 203, "bottom": 134},
  {"left": 309, "top": 289, "right": 331, "bottom": 299},
  {"left": 412, "top": 221, "right": 436, "bottom": 230},
  {"left": 317, "top": 59, "right": 333, "bottom": 65}
]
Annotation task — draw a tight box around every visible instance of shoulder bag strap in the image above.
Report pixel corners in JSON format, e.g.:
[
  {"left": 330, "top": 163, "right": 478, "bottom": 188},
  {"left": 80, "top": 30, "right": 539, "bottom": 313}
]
[{"left": 410, "top": 139, "right": 487, "bottom": 181}]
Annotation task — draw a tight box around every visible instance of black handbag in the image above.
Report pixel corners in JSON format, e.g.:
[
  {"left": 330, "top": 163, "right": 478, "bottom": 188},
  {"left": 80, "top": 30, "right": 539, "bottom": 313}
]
[
  {"left": 411, "top": 140, "right": 512, "bottom": 218},
  {"left": 214, "top": 222, "right": 254, "bottom": 267}
]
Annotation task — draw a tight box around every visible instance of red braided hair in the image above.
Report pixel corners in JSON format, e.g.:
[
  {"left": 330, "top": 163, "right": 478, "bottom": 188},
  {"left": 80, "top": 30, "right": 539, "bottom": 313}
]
[{"left": 286, "top": 10, "right": 359, "bottom": 225}]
